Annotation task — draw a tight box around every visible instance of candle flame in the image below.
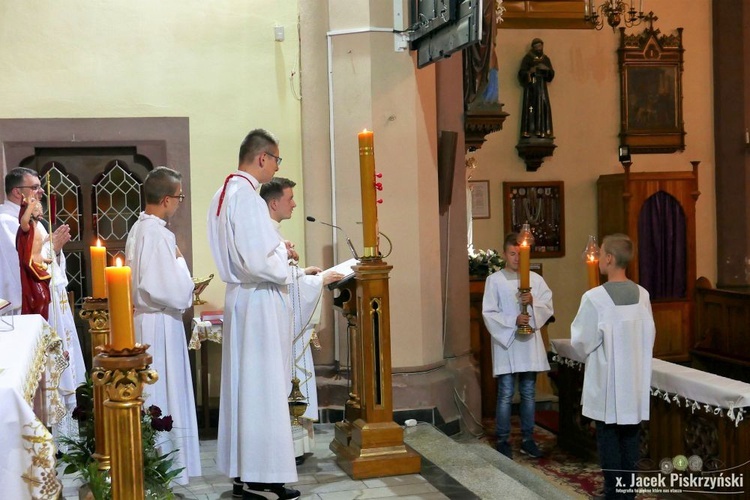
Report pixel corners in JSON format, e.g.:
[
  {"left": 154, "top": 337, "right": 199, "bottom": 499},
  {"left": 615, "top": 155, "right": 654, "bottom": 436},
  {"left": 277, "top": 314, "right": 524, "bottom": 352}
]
[
  {"left": 588, "top": 254, "right": 596, "bottom": 262},
  {"left": 362, "top": 128, "right": 369, "bottom": 133},
  {"left": 521, "top": 240, "right": 529, "bottom": 247},
  {"left": 96, "top": 238, "right": 102, "bottom": 247},
  {"left": 115, "top": 257, "right": 123, "bottom": 267}
]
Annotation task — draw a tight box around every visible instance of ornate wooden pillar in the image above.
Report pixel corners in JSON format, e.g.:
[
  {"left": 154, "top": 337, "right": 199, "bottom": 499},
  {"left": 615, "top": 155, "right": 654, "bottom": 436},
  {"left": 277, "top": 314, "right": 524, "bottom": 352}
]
[{"left": 330, "top": 258, "right": 421, "bottom": 478}]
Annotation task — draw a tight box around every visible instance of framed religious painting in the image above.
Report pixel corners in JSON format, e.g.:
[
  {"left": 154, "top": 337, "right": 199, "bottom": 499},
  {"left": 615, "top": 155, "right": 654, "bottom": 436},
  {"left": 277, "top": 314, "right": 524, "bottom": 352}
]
[
  {"left": 503, "top": 181, "right": 564, "bottom": 258},
  {"left": 619, "top": 17, "right": 685, "bottom": 153},
  {"left": 469, "top": 180, "right": 490, "bottom": 219}
]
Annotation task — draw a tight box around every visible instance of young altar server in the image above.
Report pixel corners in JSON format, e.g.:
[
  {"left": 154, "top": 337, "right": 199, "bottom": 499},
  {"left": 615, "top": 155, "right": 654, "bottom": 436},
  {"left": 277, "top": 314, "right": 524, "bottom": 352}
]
[
  {"left": 260, "top": 177, "right": 343, "bottom": 465},
  {"left": 570, "top": 233, "right": 655, "bottom": 500},
  {"left": 482, "top": 232, "right": 553, "bottom": 460},
  {"left": 125, "top": 166, "right": 201, "bottom": 485},
  {"left": 208, "top": 130, "right": 300, "bottom": 500}
]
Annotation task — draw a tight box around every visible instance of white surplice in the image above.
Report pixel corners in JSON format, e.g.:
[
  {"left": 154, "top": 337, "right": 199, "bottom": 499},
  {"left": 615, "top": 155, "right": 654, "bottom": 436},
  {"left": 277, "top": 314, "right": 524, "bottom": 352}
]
[
  {"left": 290, "top": 270, "right": 323, "bottom": 421},
  {"left": 288, "top": 266, "right": 324, "bottom": 458},
  {"left": 482, "top": 270, "right": 553, "bottom": 375},
  {"left": 207, "top": 171, "right": 297, "bottom": 484},
  {"left": 570, "top": 285, "right": 656, "bottom": 425},
  {"left": 0, "top": 201, "right": 85, "bottom": 411},
  {"left": 125, "top": 212, "right": 201, "bottom": 485},
  {"left": 271, "top": 220, "right": 323, "bottom": 422}
]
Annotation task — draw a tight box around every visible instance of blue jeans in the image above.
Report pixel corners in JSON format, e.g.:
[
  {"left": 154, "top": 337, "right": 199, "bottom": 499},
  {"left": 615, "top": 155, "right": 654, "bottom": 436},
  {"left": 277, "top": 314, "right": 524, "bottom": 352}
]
[
  {"left": 495, "top": 372, "right": 537, "bottom": 443},
  {"left": 595, "top": 421, "right": 640, "bottom": 500}
]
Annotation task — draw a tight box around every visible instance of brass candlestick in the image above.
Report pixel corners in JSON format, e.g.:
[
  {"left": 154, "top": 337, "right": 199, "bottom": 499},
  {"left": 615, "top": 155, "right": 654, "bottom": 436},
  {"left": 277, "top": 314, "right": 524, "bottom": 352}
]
[
  {"left": 517, "top": 287, "right": 534, "bottom": 335},
  {"left": 79, "top": 296, "right": 111, "bottom": 470},
  {"left": 92, "top": 344, "right": 157, "bottom": 500}
]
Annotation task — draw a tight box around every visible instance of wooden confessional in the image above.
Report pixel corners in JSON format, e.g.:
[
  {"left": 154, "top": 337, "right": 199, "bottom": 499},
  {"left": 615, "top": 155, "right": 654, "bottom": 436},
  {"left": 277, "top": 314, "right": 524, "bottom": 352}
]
[{"left": 597, "top": 162, "right": 700, "bottom": 362}]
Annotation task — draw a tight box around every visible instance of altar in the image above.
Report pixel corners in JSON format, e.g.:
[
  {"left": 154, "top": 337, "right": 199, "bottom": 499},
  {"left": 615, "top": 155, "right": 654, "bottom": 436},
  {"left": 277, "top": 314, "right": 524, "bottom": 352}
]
[
  {"left": 552, "top": 338, "right": 750, "bottom": 476},
  {"left": 0, "top": 314, "right": 64, "bottom": 499}
]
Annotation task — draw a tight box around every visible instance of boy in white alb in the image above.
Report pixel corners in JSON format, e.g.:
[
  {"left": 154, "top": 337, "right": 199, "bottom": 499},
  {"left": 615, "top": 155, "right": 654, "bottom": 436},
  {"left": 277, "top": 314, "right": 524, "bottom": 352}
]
[
  {"left": 571, "top": 233, "right": 655, "bottom": 500},
  {"left": 125, "top": 167, "right": 201, "bottom": 485},
  {"left": 482, "top": 233, "right": 553, "bottom": 460}
]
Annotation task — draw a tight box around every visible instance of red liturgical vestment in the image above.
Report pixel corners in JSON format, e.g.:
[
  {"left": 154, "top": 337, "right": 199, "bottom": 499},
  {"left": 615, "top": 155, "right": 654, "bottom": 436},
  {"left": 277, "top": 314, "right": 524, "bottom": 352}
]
[{"left": 15, "top": 207, "right": 50, "bottom": 319}]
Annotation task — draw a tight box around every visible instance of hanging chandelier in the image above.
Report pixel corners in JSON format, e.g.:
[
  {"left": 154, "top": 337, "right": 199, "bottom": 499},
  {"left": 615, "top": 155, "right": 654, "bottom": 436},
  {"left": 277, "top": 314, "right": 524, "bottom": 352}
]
[{"left": 584, "top": 0, "right": 646, "bottom": 31}]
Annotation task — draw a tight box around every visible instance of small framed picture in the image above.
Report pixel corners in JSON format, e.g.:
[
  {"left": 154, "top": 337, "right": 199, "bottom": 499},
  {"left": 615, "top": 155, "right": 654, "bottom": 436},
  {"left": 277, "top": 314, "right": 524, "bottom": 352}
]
[{"left": 469, "top": 180, "right": 490, "bottom": 219}]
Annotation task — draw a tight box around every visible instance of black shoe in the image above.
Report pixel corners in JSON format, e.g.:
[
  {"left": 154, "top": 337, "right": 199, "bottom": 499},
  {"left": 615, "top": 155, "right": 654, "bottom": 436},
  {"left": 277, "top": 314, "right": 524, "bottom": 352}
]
[
  {"left": 245, "top": 483, "right": 300, "bottom": 500},
  {"left": 520, "top": 439, "right": 543, "bottom": 458},
  {"left": 241, "top": 488, "right": 266, "bottom": 500},
  {"left": 232, "top": 477, "right": 244, "bottom": 498}
]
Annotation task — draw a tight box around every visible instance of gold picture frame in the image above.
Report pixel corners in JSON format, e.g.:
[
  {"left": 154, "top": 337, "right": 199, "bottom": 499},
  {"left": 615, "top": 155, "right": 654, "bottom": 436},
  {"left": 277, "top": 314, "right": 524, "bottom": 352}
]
[{"left": 619, "top": 18, "right": 685, "bottom": 154}]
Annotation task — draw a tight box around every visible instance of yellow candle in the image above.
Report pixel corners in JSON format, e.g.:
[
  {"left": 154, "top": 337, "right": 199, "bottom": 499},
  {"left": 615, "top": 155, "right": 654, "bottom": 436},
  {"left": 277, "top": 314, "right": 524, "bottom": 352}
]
[
  {"left": 519, "top": 241, "right": 530, "bottom": 289},
  {"left": 587, "top": 256, "right": 600, "bottom": 289},
  {"left": 105, "top": 257, "right": 135, "bottom": 350},
  {"left": 90, "top": 239, "right": 107, "bottom": 299},
  {"left": 358, "top": 129, "right": 378, "bottom": 257}
]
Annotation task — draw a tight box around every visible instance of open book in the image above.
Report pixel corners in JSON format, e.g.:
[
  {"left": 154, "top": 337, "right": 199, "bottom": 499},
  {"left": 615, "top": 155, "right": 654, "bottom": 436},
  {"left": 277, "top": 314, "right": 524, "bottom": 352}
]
[
  {"left": 325, "top": 258, "right": 359, "bottom": 290},
  {"left": 0, "top": 298, "right": 10, "bottom": 313}
]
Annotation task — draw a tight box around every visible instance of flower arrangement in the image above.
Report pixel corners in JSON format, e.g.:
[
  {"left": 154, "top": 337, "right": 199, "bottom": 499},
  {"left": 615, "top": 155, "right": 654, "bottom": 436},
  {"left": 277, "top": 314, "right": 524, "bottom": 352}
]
[
  {"left": 468, "top": 248, "right": 505, "bottom": 277},
  {"left": 59, "top": 376, "right": 183, "bottom": 499}
]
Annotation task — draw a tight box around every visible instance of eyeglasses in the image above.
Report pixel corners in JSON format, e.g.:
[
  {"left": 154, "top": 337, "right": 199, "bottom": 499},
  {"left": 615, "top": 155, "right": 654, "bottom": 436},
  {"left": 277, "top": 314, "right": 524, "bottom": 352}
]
[
  {"left": 16, "top": 184, "right": 42, "bottom": 191},
  {"left": 166, "top": 194, "right": 186, "bottom": 203},
  {"left": 264, "top": 152, "right": 283, "bottom": 166}
]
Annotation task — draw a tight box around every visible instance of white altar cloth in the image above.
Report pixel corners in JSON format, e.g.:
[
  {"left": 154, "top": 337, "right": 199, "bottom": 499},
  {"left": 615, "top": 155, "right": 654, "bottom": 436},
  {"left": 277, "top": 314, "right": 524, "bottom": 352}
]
[
  {"left": 0, "top": 314, "right": 63, "bottom": 499},
  {"left": 551, "top": 338, "right": 750, "bottom": 425}
]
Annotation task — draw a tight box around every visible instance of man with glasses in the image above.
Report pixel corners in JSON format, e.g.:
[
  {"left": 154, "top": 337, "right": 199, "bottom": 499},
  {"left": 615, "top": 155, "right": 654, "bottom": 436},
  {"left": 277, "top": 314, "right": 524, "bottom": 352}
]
[
  {"left": 125, "top": 166, "right": 201, "bottom": 486},
  {"left": 208, "top": 129, "right": 300, "bottom": 500},
  {"left": 0, "top": 166, "right": 86, "bottom": 446}
]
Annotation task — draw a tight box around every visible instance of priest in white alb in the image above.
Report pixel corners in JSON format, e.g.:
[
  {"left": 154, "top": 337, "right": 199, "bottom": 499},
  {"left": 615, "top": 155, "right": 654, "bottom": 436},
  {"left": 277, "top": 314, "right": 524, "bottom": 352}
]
[
  {"left": 125, "top": 166, "right": 201, "bottom": 486},
  {"left": 0, "top": 167, "right": 85, "bottom": 432},
  {"left": 207, "top": 129, "right": 300, "bottom": 500}
]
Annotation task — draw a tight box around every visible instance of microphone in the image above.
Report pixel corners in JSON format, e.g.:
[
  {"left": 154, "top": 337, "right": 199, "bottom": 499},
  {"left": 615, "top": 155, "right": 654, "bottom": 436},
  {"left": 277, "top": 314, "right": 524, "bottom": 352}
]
[{"left": 306, "top": 216, "right": 359, "bottom": 260}]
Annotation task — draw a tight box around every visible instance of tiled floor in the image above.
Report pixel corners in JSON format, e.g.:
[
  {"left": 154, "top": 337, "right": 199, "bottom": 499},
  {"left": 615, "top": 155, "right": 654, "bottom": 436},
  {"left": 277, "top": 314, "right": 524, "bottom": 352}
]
[{"left": 60, "top": 425, "right": 452, "bottom": 500}]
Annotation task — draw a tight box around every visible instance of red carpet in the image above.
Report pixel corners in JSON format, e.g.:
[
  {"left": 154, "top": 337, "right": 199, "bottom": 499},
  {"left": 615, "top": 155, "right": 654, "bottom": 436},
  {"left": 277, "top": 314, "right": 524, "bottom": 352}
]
[
  {"left": 484, "top": 414, "right": 661, "bottom": 499},
  {"left": 485, "top": 415, "right": 603, "bottom": 497}
]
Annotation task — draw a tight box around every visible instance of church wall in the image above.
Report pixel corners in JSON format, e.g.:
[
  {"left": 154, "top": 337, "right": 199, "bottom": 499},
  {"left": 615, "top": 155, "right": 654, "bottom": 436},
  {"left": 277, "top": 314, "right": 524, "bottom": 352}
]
[
  {"left": 309, "top": 0, "right": 445, "bottom": 369},
  {"left": 0, "top": 0, "right": 305, "bottom": 314},
  {"left": 470, "top": 0, "right": 717, "bottom": 340}
]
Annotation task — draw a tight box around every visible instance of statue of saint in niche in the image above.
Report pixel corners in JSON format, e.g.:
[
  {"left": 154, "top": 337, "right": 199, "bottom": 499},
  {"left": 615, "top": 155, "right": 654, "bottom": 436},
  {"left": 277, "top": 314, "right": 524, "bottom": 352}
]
[{"left": 518, "top": 38, "right": 554, "bottom": 139}]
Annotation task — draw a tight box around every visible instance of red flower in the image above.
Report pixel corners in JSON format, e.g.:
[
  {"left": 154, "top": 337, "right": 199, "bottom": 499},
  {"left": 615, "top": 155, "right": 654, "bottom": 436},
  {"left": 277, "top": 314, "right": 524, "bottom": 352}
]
[
  {"left": 148, "top": 405, "right": 162, "bottom": 418},
  {"left": 71, "top": 406, "right": 88, "bottom": 421},
  {"left": 151, "top": 415, "right": 174, "bottom": 432}
]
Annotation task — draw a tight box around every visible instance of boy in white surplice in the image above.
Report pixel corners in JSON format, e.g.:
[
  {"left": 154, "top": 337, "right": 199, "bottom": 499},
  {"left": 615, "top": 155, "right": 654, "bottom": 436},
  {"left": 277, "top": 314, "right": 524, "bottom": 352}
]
[
  {"left": 571, "top": 233, "right": 655, "bottom": 500},
  {"left": 482, "top": 233, "right": 553, "bottom": 460},
  {"left": 125, "top": 166, "right": 201, "bottom": 486}
]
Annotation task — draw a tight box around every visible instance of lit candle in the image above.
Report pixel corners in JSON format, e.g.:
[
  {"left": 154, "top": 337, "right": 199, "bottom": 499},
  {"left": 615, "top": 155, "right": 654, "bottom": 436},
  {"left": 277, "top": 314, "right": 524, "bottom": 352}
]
[
  {"left": 519, "top": 240, "right": 530, "bottom": 289},
  {"left": 518, "top": 224, "right": 533, "bottom": 289},
  {"left": 582, "top": 235, "right": 601, "bottom": 289},
  {"left": 105, "top": 257, "right": 135, "bottom": 350},
  {"left": 90, "top": 239, "right": 107, "bottom": 299},
  {"left": 587, "top": 255, "right": 600, "bottom": 289},
  {"left": 358, "top": 129, "right": 378, "bottom": 257}
]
